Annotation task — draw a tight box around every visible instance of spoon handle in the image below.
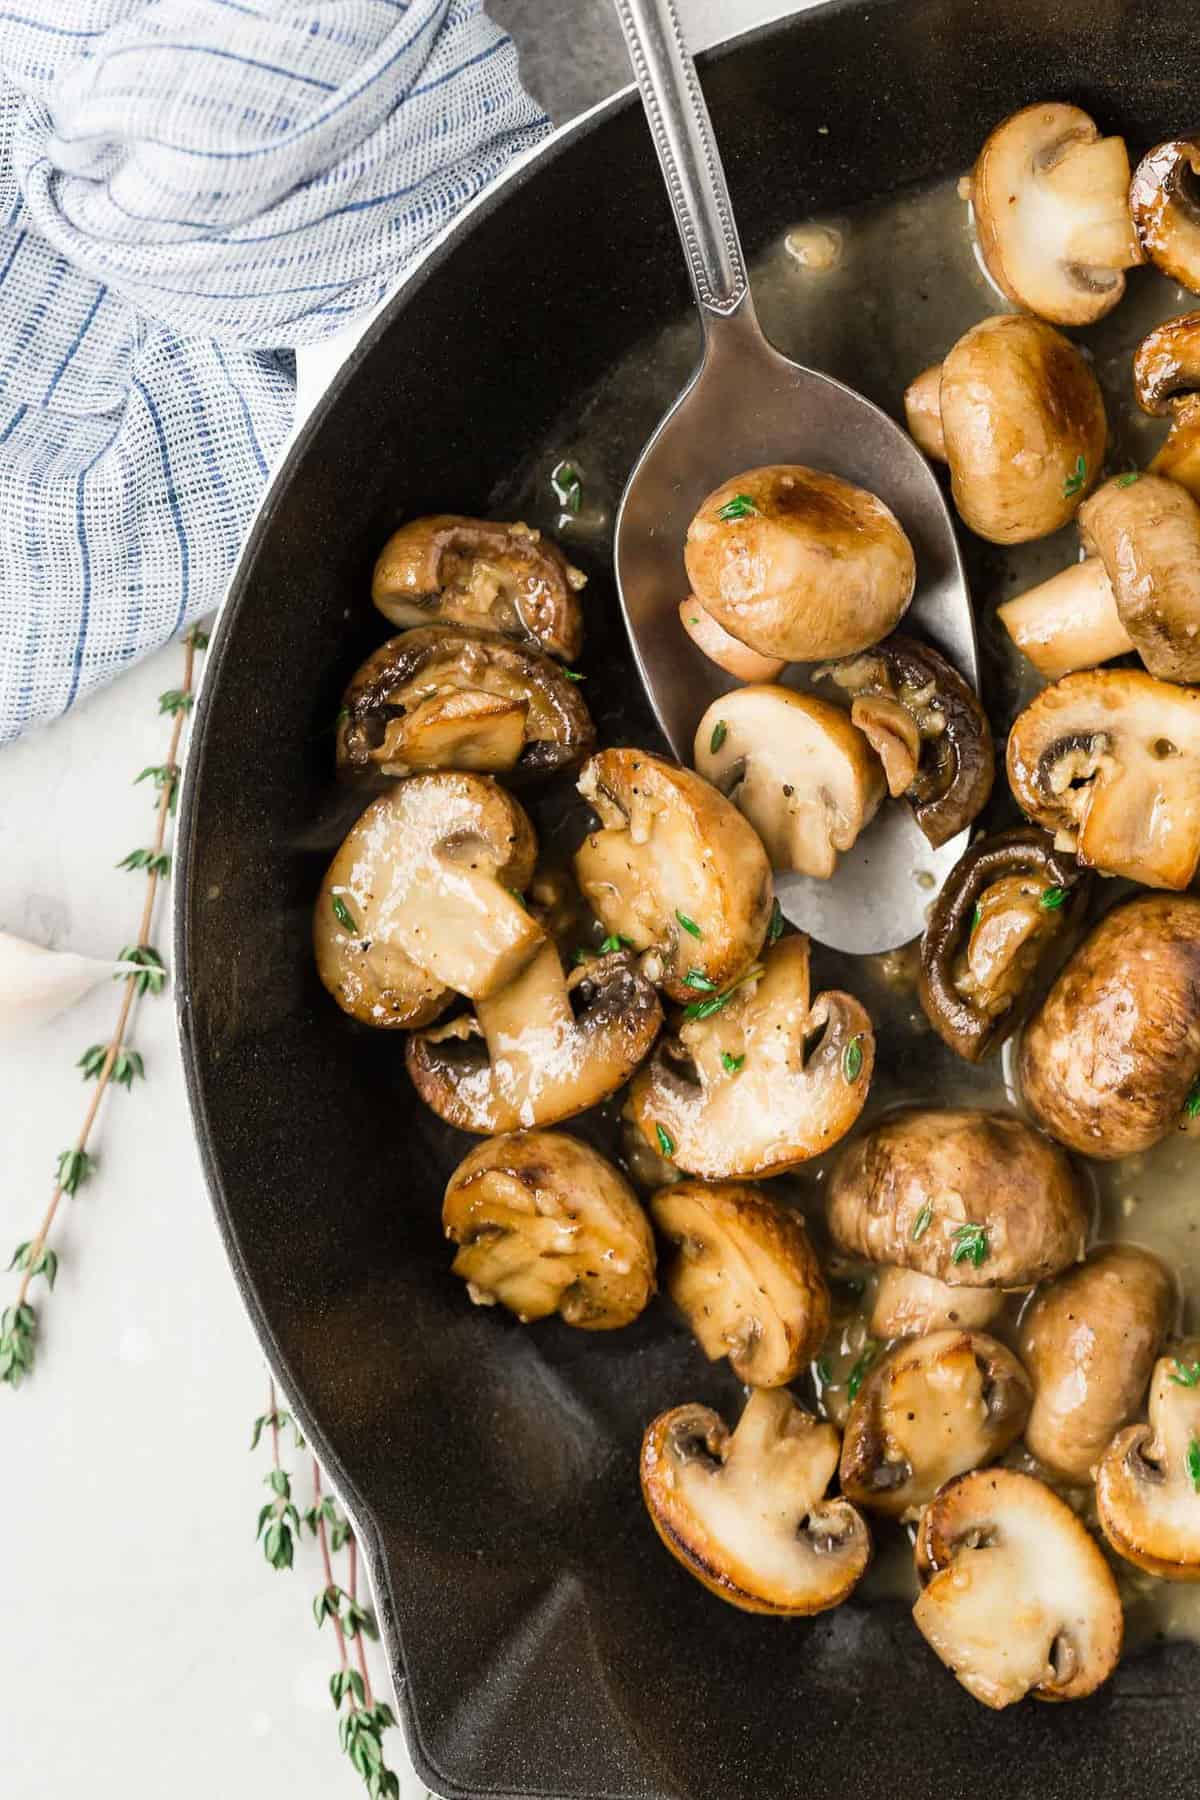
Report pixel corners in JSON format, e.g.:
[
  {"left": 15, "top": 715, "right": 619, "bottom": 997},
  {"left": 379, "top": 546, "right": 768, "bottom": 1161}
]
[{"left": 612, "top": 0, "right": 749, "bottom": 320}]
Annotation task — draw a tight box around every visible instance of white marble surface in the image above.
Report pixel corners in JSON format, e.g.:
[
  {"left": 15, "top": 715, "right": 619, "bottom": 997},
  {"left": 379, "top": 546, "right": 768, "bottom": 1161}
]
[{"left": 0, "top": 3, "right": 808, "bottom": 1795}]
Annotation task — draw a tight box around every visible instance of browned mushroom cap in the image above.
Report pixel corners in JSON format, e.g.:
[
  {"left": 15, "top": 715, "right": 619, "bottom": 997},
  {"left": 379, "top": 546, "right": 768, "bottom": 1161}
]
[
  {"left": 683, "top": 465, "right": 916, "bottom": 661},
  {"left": 827, "top": 1108, "right": 1088, "bottom": 1288},
  {"left": 1020, "top": 893, "right": 1200, "bottom": 1158},
  {"left": 371, "top": 515, "right": 586, "bottom": 661},
  {"left": 406, "top": 942, "right": 662, "bottom": 1134},
  {"left": 918, "top": 828, "right": 1087, "bottom": 1063},
  {"left": 1133, "top": 314, "right": 1200, "bottom": 505},
  {"left": 969, "top": 103, "right": 1141, "bottom": 325},
  {"left": 869, "top": 1267, "right": 1003, "bottom": 1339},
  {"left": 1019, "top": 1245, "right": 1175, "bottom": 1484},
  {"left": 313, "top": 773, "right": 540, "bottom": 1028},
  {"left": 1006, "top": 668, "right": 1200, "bottom": 889},
  {"left": 649, "top": 1181, "right": 829, "bottom": 1386},
  {"left": 628, "top": 935, "right": 874, "bottom": 1180},
  {"left": 336, "top": 626, "right": 595, "bottom": 782},
  {"left": 574, "top": 749, "right": 773, "bottom": 1003},
  {"left": 914, "top": 1469, "right": 1123, "bottom": 1708},
  {"left": 840, "top": 1330, "right": 1031, "bottom": 1519},
  {"left": 1130, "top": 138, "right": 1200, "bottom": 294},
  {"left": 1097, "top": 1337, "right": 1200, "bottom": 1581},
  {"left": 677, "top": 596, "right": 786, "bottom": 682},
  {"left": 640, "top": 1389, "right": 871, "bottom": 1615},
  {"left": 815, "top": 634, "right": 994, "bottom": 848},
  {"left": 442, "top": 1131, "right": 655, "bottom": 1329}
]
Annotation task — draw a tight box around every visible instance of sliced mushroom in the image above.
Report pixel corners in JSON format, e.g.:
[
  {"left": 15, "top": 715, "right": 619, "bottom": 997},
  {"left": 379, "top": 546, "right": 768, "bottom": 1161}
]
[
  {"left": 442, "top": 1131, "right": 655, "bottom": 1329},
  {"left": 918, "top": 828, "right": 1087, "bottom": 1062},
  {"left": 640, "top": 1388, "right": 871, "bottom": 1615},
  {"left": 406, "top": 942, "right": 662, "bottom": 1134},
  {"left": 1133, "top": 312, "right": 1200, "bottom": 504},
  {"left": 1019, "top": 1245, "right": 1174, "bottom": 1484},
  {"left": 1129, "top": 137, "right": 1200, "bottom": 294},
  {"left": 371, "top": 515, "right": 586, "bottom": 661},
  {"left": 313, "top": 773, "right": 540, "bottom": 1028},
  {"left": 968, "top": 103, "right": 1141, "bottom": 325},
  {"left": 693, "top": 687, "right": 885, "bottom": 877},
  {"left": 682, "top": 465, "right": 915, "bottom": 661},
  {"left": 815, "top": 634, "right": 994, "bottom": 847},
  {"left": 677, "top": 596, "right": 786, "bottom": 681},
  {"left": 840, "top": 1329, "right": 1031, "bottom": 1519},
  {"left": 913, "top": 1469, "right": 1123, "bottom": 1708},
  {"left": 827, "top": 1108, "right": 1088, "bottom": 1288},
  {"left": 1020, "top": 893, "right": 1200, "bottom": 1158},
  {"left": 628, "top": 934, "right": 874, "bottom": 1180},
  {"left": 336, "top": 626, "right": 595, "bottom": 781},
  {"left": 1097, "top": 1337, "right": 1200, "bottom": 1581},
  {"left": 870, "top": 1267, "right": 1003, "bottom": 1339},
  {"left": 1006, "top": 668, "right": 1200, "bottom": 889},
  {"left": 574, "top": 749, "right": 773, "bottom": 1003},
  {"left": 650, "top": 1181, "right": 829, "bottom": 1386}
]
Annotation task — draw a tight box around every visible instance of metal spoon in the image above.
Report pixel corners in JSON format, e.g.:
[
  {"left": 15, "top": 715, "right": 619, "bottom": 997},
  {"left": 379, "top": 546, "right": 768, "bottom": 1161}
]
[{"left": 611, "top": 0, "right": 978, "bottom": 955}]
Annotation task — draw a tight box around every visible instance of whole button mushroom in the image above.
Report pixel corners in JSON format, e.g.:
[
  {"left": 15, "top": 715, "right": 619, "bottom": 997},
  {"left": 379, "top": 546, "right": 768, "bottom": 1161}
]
[
  {"left": 1020, "top": 894, "right": 1200, "bottom": 1158},
  {"left": 1097, "top": 1337, "right": 1200, "bottom": 1581},
  {"left": 1133, "top": 313, "right": 1200, "bottom": 503},
  {"left": 1019, "top": 1245, "right": 1175, "bottom": 1485},
  {"left": 869, "top": 1267, "right": 1003, "bottom": 1339},
  {"left": 904, "top": 315, "right": 1107, "bottom": 544},
  {"left": 1130, "top": 136, "right": 1200, "bottom": 295}
]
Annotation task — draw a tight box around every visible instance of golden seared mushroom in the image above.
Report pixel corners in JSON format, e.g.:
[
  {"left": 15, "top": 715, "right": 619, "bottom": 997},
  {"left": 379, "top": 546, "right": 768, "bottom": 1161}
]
[
  {"left": 313, "top": 772, "right": 540, "bottom": 1028},
  {"left": 815, "top": 635, "right": 994, "bottom": 847},
  {"left": 628, "top": 934, "right": 873, "bottom": 1180},
  {"left": 918, "top": 828, "right": 1087, "bottom": 1062},
  {"left": 1020, "top": 894, "right": 1200, "bottom": 1158},
  {"left": 682, "top": 465, "right": 916, "bottom": 662},
  {"left": 650, "top": 1181, "right": 829, "bottom": 1386},
  {"left": 999, "top": 474, "right": 1200, "bottom": 683},
  {"left": 1097, "top": 1338, "right": 1200, "bottom": 1581},
  {"left": 371, "top": 515, "right": 586, "bottom": 661},
  {"left": 1130, "top": 137, "right": 1200, "bottom": 294},
  {"left": 870, "top": 1267, "right": 1003, "bottom": 1338},
  {"left": 903, "top": 365, "right": 946, "bottom": 460},
  {"left": 640, "top": 1388, "right": 871, "bottom": 1615},
  {"left": 828, "top": 1108, "right": 1088, "bottom": 1289},
  {"left": 442, "top": 1131, "right": 655, "bottom": 1329},
  {"left": 1133, "top": 312, "right": 1200, "bottom": 503},
  {"left": 913, "top": 1469, "right": 1123, "bottom": 1709},
  {"left": 840, "top": 1330, "right": 1031, "bottom": 1519},
  {"left": 693, "top": 687, "right": 884, "bottom": 878},
  {"left": 336, "top": 626, "right": 595, "bottom": 782},
  {"left": 1019, "top": 1245, "right": 1174, "bottom": 1485},
  {"left": 574, "top": 749, "right": 773, "bottom": 1003},
  {"left": 677, "top": 596, "right": 786, "bottom": 681},
  {"left": 406, "top": 941, "right": 662, "bottom": 1134},
  {"left": 1007, "top": 669, "right": 1200, "bottom": 889},
  {"left": 907, "top": 315, "right": 1106, "bottom": 543},
  {"left": 968, "top": 103, "right": 1141, "bottom": 325}
]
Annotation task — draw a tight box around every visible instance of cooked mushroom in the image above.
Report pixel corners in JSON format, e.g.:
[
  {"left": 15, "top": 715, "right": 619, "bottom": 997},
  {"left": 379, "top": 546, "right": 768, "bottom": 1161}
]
[
  {"left": 640, "top": 1388, "right": 871, "bottom": 1615},
  {"left": 1133, "top": 312, "right": 1200, "bottom": 503},
  {"left": 336, "top": 626, "right": 595, "bottom": 781},
  {"left": 650, "top": 1181, "right": 829, "bottom": 1386},
  {"left": 839, "top": 1329, "right": 1031, "bottom": 1519},
  {"left": 628, "top": 934, "right": 874, "bottom": 1180},
  {"left": 913, "top": 1469, "right": 1123, "bottom": 1708},
  {"left": 406, "top": 941, "right": 662, "bottom": 1133},
  {"left": 908, "top": 315, "right": 1107, "bottom": 543},
  {"left": 903, "top": 364, "right": 946, "bottom": 460},
  {"left": 442, "top": 1131, "right": 655, "bottom": 1329},
  {"left": 371, "top": 515, "right": 586, "bottom": 661},
  {"left": 1006, "top": 668, "right": 1200, "bottom": 889},
  {"left": 682, "top": 465, "right": 915, "bottom": 661},
  {"left": 918, "top": 827, "right": 1087, "bottom": 1062},
  {"left": 1020, "top": 893, "right": 1200, "bottom": 1158},
  {"left": 677, "top": 596, "right": 786, "bottom": 681},
  {"left": 693, "top": 687, "right": 885, "bottom": 877},
  {"left": 998, "top": 475, "right": 1200, "bottom": 683},
  {"left": 1130, "top": 137, "right": 1200, "bottom": 294},
  {"left": 815, "top": 635, "right": 994, "bottom": 848},
  {"left": 869, "top": 1267, "right": 1003, "bottom": 1339},
  {"left": 827, "top": 1108, "right": 1088, "bottom": 1288},
  {"left": 313, "top": 772, "right": 540, "bottom": 1028},
  {"left": 1097, "top": 1337, "right": 1200, "bottom": 1581},
  {"left": 968, "top": 103, "right": 1141, "bottom": 325},
  {"left": 573, "top": 749, "right": 773, "bottom": 1003},
  {"left": 1019, "top": 1245, "right": 1174, "bottom": 1484}
]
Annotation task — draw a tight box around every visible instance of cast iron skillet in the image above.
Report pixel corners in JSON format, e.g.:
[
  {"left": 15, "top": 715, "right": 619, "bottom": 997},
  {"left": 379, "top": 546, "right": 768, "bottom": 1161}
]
[{"left": 177, "top": 3, "right": 1199, "bottom": 1795}]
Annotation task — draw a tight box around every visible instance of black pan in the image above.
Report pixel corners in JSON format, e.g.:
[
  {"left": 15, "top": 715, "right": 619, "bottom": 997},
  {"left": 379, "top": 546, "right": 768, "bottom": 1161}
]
[{"left": 177, "top": 3, "right": 1199, "bottom": 1796}]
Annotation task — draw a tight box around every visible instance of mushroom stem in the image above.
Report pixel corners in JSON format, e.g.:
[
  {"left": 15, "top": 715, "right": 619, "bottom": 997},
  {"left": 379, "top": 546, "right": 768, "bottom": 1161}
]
[
  {"left": 998, "top": 556, "right": 1133, "bottom": 679},
  {"left": 904, "top": 364, "right": 947, "bottom": 461},
  {"left": 474, "top": 939, "right": 574, "bottom": 1087}
]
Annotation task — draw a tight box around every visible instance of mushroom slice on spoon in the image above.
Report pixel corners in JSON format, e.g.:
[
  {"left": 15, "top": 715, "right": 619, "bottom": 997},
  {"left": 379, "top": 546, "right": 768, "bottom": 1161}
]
[
  {"left": 1097, "top": 1337, "right": 1200, "bottom": 1581},
  {"left": 913, "top": 1469, "right": 1123, "bottom": 1708},
  {"left": 869, "top": 1267, "right": 1003, "bottom": 1339},
  {"left": 677, "top": 596, "right": 786, "bottom": 681},
  {"left": 1130, "top": 137, "right": 1200, "bottom": 295},
  {"left": 641, "top": 1388, "right": 871, "bottom": 1616}
]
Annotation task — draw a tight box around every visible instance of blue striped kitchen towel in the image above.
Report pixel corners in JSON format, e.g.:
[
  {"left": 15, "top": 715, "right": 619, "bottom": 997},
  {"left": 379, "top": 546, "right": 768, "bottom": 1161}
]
[{"left": 0, "top": 1, "right": 549, "bottom": 743}]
